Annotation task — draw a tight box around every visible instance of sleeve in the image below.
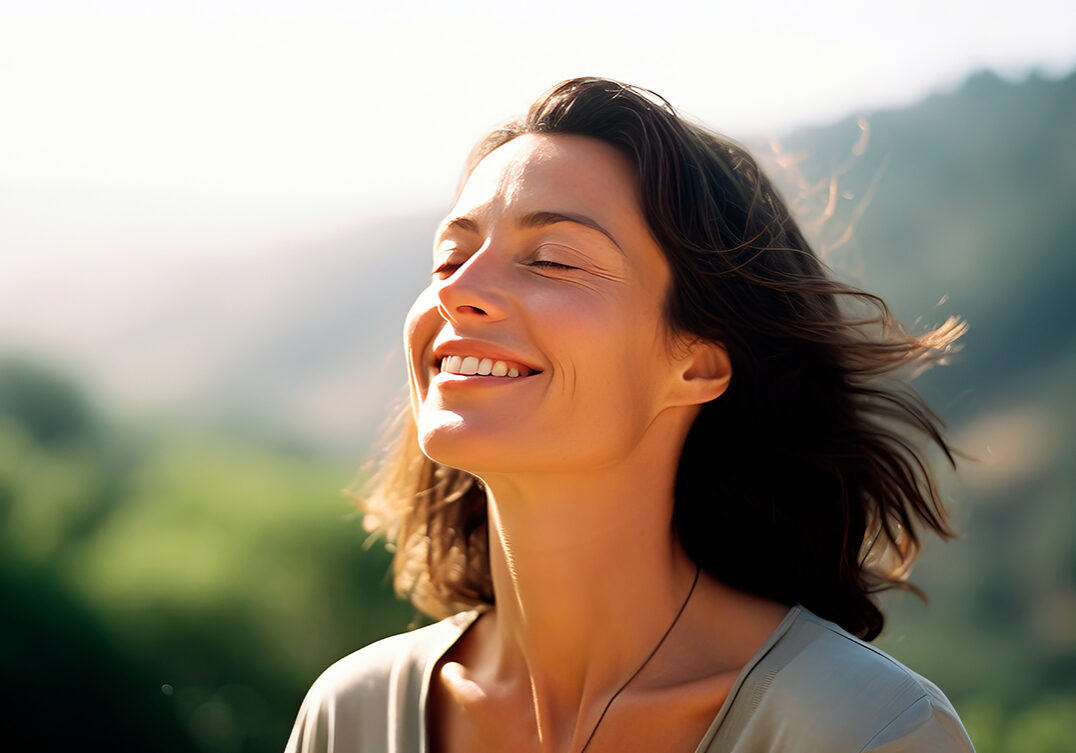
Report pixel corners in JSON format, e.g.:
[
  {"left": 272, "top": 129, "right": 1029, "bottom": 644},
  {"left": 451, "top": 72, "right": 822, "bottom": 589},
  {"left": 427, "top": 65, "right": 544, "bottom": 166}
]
[
  {"left": 860, "top": 695, "right": 976, "bottom": 753},
  {"left": 279, "top": 621, "right": 450, "bottom": 753},
  {"left": 283, "top": 683, "right": 335, "bottom": 753}
]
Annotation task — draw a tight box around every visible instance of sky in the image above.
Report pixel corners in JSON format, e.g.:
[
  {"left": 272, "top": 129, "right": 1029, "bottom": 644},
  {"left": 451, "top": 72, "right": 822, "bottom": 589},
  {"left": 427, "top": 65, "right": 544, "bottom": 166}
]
[{"left": 0, "top": 0, "right": 1074, "bottom": 267}]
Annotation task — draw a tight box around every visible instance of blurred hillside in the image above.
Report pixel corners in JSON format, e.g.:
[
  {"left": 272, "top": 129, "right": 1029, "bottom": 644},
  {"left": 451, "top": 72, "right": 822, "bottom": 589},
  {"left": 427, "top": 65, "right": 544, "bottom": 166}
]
[
  {"left": 1, "top": 67, "right": 1075, "bottom": 751},
  {"left": 771, "top": 68, "right": 1076, "bottom": 419}
]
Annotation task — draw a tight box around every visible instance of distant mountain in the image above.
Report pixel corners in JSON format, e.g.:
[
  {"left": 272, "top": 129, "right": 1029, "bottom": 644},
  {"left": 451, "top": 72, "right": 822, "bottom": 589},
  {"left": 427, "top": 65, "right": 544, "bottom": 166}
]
[
  {"left": 766, "top": 68, "right": 1076, "bottom": 419},
  {"left": 5, "top": 68, "right": 1073, "bottom": 452}
]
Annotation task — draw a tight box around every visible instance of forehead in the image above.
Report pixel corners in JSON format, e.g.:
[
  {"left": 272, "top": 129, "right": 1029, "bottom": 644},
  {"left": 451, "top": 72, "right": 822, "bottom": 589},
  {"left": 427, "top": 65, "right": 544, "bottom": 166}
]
[{"left": 451, "top": 133, "right": 641, "bottom": 222}]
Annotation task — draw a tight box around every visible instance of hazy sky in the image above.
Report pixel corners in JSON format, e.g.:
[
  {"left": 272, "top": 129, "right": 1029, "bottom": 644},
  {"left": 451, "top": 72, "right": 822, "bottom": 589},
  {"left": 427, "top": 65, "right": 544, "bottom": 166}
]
[{"left": 1, "top": 0, "right": 1074, "bottom": 264}]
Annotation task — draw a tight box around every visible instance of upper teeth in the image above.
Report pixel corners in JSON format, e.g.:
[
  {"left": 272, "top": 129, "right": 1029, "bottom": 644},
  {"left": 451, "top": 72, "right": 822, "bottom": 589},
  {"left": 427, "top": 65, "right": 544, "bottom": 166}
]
[{"left": 440, "top": 355, "right": 524, "bottom": 378}]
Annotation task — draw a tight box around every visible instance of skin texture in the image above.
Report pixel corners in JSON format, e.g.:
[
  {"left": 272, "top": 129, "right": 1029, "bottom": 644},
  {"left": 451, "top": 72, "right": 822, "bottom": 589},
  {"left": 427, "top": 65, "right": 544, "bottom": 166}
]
[
  {"left": 406, "top": 133, "right": 719, "bottom": 476},
  {"left": 405, "top": 134, "right": 788, "bottom": 753}
]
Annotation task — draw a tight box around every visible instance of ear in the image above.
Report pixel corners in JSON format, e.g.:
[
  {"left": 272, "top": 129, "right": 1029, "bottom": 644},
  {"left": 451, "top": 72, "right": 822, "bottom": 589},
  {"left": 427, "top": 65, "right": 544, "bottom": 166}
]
[{"left": 668, "top": 338, "right": 732, "bottom": 407}]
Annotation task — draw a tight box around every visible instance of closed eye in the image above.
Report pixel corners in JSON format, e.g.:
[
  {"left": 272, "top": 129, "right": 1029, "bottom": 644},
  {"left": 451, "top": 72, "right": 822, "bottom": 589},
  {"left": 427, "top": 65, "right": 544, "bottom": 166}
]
[
  {"left": 431, "top": 261, "right": 462, "bottom": 278},
  {"left": 530, "top": 260, "right": 577, "bottom": 270}
]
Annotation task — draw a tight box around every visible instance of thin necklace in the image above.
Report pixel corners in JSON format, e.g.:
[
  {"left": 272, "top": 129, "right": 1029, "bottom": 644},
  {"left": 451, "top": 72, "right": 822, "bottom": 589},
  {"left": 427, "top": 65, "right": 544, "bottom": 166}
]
[{"left": 577, "top": 563, "right": 701, "bottom": 753}]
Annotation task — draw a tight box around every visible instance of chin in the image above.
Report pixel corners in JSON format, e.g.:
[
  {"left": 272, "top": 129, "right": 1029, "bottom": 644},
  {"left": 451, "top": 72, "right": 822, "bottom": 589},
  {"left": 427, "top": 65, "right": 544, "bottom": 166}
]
[
  {"left": 418, "top": 421, "right": 571, "bottom": 477},
  {"left": 419, "top": 421, "right": 626, "bottom": 479},
  {"left": 416, "top": 412, "right": 510, "bottom": 474}
]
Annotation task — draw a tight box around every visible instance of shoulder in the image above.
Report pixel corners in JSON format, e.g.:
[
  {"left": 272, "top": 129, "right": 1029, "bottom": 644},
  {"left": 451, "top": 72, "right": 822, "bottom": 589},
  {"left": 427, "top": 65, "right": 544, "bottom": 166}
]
[
  {"left": 284, "top": 611, "right": 478, "bottom": 753},
  {"left": 723, "top": 608, "right": 974, "bottom": 752}
]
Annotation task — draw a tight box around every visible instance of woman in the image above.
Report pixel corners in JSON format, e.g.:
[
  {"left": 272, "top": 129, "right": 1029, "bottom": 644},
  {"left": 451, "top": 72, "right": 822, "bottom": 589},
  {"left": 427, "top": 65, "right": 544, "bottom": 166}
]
[{"left": 286, "top": 78, "right": 974, "bottom": 752}]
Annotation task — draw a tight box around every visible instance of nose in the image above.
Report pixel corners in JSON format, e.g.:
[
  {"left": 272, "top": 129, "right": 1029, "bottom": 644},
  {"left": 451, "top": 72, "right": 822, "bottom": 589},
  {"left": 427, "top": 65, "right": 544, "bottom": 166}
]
[{"left": 435, "top": 247, "right": 510, "bottom": 324}]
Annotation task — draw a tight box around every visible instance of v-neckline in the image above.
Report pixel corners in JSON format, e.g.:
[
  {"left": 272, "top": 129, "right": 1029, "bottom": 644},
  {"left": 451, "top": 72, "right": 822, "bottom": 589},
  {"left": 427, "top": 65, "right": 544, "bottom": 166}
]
[{"left": 418, "top": 605, "right": 802, "bottom": 753}]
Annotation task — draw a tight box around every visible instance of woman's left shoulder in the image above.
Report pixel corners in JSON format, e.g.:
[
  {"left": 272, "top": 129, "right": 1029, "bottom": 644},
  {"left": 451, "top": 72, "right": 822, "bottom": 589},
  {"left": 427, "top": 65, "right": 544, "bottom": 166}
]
[
  {"left": 285, "top": 610, "right": 480, "bottom": 753},
  {"left": 724, "top": 607, "right": 975, "bottom": 752}
]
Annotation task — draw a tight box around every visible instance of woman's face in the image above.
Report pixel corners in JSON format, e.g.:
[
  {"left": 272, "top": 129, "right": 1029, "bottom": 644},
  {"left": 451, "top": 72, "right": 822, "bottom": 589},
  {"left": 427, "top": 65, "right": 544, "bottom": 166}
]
[{"left": 405, "top": 133, "right": 698, "bottom": 476}]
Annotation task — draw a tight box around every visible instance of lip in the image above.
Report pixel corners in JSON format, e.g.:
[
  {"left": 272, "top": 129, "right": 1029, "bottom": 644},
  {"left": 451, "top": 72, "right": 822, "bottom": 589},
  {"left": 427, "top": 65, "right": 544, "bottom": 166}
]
[
  {"left": 430, "top": 338, "right": 543, "bottom": 375},
  {"left": 432, "top": 370, "right": 537, "bottom": 388}
]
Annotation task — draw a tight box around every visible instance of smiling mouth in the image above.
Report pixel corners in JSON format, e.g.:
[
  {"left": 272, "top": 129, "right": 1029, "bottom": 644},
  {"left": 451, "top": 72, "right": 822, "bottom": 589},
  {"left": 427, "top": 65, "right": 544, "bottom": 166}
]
[{"left": 438, "top": 356, "right": 540, "bottom": 378}]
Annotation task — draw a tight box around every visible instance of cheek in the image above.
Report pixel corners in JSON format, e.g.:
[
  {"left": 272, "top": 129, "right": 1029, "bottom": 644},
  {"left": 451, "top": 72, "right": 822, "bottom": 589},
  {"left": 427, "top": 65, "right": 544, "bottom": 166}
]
[
  {"left": 555, "top": 309, "right": 668, "bottom": 430},
  {"left": 406, "top": 286, "right": 445, "bottom": 352},
  {"left": 404, "top": 286, "right": 440, "bottom": 349},
  {"left": 594, "top": 303, "right": 669, "bottom": 387},
  {"left": 404, "top": 287, "right": 443, "bottom": 406}
]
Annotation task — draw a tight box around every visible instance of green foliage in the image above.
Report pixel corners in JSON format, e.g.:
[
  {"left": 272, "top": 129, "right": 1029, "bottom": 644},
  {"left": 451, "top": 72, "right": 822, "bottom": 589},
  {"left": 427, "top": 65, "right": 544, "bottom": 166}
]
[
  {"left": 0, "top": 356, "right": 95, "bottom": 447},
  {"left": 0, "top": 555, "right": 194, "bottom": 750},
  {"left": 961, "top": 695, "right": 1076, "bottom": 753},
  {"left": 0, "top": 397, "right": 413, "bottom": 751}
]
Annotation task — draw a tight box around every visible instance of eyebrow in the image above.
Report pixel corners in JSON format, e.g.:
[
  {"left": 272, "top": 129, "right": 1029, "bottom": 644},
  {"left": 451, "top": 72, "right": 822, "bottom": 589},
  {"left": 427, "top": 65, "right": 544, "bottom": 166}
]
[{"left": 438, "top": 211, "right": 624, "bottom": 254}]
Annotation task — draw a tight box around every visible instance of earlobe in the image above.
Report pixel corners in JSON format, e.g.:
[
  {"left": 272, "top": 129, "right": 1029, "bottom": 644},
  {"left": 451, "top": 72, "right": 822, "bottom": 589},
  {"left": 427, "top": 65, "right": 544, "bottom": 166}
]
[{"left": 675, "top": 339, "right": 732, "bottom": 406}]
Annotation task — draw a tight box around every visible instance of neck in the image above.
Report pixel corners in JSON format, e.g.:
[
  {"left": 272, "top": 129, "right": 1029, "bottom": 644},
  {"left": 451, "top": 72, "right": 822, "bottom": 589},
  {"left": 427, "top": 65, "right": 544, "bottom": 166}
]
[{"left": 475, "top": 410, "right": 700, "bottom": 751}]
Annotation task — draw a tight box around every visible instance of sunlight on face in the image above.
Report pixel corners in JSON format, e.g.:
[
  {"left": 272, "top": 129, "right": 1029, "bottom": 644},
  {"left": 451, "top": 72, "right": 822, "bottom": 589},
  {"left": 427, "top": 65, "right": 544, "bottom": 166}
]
[{"left": 404, "top": 134, "right": 687, "bottom": 476}]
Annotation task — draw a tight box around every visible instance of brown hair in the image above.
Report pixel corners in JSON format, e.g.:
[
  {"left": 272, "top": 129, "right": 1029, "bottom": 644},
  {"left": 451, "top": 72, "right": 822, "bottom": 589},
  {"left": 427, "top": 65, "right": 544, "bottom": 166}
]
[{"left": 359, "top": 77, "right": 964, "bottom": 640}]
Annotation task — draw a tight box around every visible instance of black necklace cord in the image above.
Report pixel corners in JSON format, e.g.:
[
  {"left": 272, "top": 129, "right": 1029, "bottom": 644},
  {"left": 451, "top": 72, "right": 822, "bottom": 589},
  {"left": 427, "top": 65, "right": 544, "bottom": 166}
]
[{"left": 576, "top": 563, "right": 702, "bottom": 753}]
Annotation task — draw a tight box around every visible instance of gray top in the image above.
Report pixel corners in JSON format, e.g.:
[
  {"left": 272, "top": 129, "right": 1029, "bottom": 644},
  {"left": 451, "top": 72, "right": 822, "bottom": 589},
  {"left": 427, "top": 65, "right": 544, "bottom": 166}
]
[{"left": 285, "top": 606, "right": 975, "bottom": 752}]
